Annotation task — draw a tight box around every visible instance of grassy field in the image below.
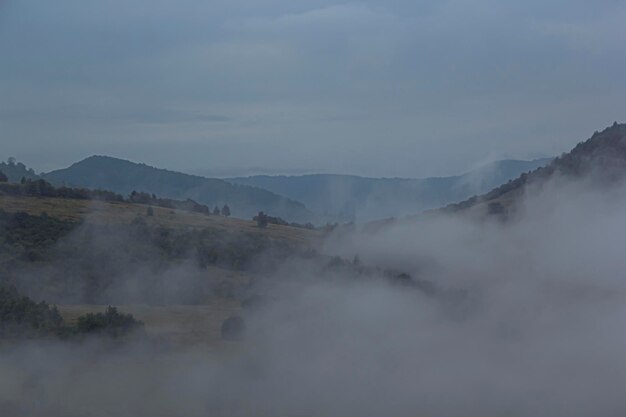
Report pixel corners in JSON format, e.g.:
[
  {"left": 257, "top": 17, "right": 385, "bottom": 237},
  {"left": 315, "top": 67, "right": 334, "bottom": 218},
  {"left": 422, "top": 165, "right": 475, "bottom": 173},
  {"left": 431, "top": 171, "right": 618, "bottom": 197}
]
[
  {"left": 1, "top": 194, "right": 320, "bottom": 346},
  {"left": 59, "top": 301, "right": 241, "bottom": 346},
  {"left": 0, "top": 195, "right": 320, "bottom": 246}
]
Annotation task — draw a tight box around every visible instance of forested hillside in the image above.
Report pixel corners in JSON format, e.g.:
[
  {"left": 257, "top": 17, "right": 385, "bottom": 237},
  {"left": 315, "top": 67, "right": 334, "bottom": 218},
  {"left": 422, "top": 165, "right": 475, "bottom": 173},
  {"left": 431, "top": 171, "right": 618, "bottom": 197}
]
[
  {"left": 43, "top": 156, "right": 313, "bottom": 222},
  {"left": 446, "top": 123, "right": 626, "bottom": 215}
]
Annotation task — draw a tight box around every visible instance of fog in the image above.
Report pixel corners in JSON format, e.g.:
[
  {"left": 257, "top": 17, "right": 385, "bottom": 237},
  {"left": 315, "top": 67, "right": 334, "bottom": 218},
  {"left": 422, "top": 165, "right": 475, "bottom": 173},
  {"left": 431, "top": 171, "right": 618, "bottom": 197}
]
[{"left": 4, "top": 172, "right": 626, "bottom": 416}]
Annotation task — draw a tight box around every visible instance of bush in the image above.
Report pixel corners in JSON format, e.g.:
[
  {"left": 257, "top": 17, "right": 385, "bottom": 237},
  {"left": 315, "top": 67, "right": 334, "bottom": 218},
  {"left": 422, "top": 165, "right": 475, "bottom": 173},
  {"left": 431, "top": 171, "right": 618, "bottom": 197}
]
[
  {"left": 76, "top": 306, "right": 143, "bottom": 337},
  {"left": 0, "top": 287, "right": 143, "bottom": 340},
  {"left": 0, "top": 286, "right": 66, "bottom": 338}
]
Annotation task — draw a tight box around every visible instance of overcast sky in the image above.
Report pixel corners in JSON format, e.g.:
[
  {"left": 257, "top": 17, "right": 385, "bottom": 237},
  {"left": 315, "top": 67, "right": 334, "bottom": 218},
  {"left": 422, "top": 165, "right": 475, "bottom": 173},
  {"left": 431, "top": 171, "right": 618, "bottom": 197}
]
[{"left": 1, "top": 0, "right": 625, "bottom": 177}]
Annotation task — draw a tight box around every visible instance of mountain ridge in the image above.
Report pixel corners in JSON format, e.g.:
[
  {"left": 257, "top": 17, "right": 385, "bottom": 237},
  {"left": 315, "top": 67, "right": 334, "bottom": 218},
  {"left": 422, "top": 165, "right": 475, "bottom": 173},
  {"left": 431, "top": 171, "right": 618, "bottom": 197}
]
[
  {"left": 43, "top": 155, "right": 313, "bottom": 222},
  {"left": 445, "top": 122, "right": 626, "bottom": 214},
  {"left": 226, "top": 158, "right": 552, "bottom": 222}
]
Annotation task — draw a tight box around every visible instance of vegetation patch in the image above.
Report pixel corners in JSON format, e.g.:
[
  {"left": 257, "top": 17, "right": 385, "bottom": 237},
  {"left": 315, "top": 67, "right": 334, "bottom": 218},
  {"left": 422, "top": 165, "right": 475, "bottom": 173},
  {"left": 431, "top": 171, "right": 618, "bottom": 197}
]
[{"left": 0, "top": 286, "right": 142, "bottom": 340}]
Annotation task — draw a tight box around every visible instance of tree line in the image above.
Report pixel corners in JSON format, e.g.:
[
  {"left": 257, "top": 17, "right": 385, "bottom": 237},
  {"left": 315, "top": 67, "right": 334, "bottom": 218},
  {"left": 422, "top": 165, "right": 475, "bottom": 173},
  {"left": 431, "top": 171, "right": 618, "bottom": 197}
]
[
  {"left": 0, "top": 171, "right": 235, "bottom": 218},
  {"left": 254, "top": 211, "right": 315, "bottom": 230},
  {"left": 0, "top": 285, "right": 142, "bottom": 339}
]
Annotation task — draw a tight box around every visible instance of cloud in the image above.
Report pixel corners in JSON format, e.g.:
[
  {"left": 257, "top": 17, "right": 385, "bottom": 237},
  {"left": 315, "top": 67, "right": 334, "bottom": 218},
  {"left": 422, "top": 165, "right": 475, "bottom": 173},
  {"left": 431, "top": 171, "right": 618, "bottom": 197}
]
[
  {"left": 534, "top": 8, "right": 626, "bottom": 52},
  {"left": 0, "top": 0, "right": 625, "bottom": 176}
]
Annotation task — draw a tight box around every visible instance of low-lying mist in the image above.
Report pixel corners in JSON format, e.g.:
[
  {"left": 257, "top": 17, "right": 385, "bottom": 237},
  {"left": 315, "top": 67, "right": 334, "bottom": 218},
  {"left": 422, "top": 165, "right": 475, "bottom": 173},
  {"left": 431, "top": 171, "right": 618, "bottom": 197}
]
[{"left": 4, "top": 172, "right": 626, "bottom": 416}]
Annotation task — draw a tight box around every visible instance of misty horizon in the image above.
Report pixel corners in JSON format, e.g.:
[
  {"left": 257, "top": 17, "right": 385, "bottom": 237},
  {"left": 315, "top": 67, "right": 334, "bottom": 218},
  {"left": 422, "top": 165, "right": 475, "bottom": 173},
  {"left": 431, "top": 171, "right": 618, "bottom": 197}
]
[
  {"left": 5, "top": 152, "right": 555, "bottom": 180},
  {"left": 2, "top": 1, "right": 626, "bottom": 416},
  {"left": 2, "top": 1, "right": 625, "bottom": 177}
]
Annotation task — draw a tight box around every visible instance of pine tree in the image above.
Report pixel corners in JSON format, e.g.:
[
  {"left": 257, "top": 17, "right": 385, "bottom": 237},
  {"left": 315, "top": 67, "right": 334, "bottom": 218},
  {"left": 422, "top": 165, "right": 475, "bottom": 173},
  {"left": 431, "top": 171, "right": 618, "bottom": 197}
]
[{"left": 256, "top": 211, "right": 268, "bottom": 228}]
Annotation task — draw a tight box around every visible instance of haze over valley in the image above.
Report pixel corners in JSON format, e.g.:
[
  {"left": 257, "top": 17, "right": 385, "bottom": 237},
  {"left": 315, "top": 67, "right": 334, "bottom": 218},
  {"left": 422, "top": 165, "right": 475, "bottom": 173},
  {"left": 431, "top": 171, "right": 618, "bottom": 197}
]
[{"left": 1, "top": 1, "right": 626, "bottom": 416}]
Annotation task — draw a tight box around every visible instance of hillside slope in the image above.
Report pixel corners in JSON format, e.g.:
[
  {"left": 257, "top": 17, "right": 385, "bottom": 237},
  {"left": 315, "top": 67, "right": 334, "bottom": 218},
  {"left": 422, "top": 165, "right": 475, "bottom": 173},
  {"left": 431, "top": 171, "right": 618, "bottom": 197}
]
[
  {"left": 43, "top": 156, "right": 312, "bottom": 222},
  {"left": 227, "top": 158, "right": 551, "bottom": 222},
  {"left": 0, "top": 193, "right": 319, "bottom": 303},
  {"left": 447, "top": 122, "right": 626, "bottom": 215}
]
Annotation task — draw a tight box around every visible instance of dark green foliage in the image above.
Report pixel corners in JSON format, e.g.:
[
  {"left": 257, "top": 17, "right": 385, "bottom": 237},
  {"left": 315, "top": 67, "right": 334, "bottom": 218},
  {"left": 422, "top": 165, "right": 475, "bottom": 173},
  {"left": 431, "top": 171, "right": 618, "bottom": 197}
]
[
  {"left": 0, "top": 210, "right": 75, "bottom": 259},
  {"left": 221, "top": 204, "right": 231, "bottom": 217},
  {"left": 0, "top": 178, "right": 124, "bottom": 202},
  {"left": 0, "top": 176, "right": 212, "bottom": 217},
  {"left": 0, "top": 286, "right": 66, "bottom": 338},
  {"left": 130, "top": 190, "right": 210, "bottom": 215},
  {"left": 76, "top": 306, "right": 143, "bottom": 337},
  {"left": 0, "top": 170, "right": 7, "bottom": 183},
  {"left": 0, "top": 286, "right": 142, "bottom": 340},
  {"left": 213, "top": 206, "right": 220, "bottom": 215},
  {"left": 253, "top": 212, "right": 317, "bottom": 230}
]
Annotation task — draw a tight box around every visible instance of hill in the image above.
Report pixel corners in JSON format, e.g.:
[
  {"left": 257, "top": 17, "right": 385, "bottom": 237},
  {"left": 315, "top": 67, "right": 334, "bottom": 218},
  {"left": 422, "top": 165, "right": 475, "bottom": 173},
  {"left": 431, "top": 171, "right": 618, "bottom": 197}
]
[
  {"left": 0, "top": 192, "right": 319, "bottom": 304},
  {"left": 446, "top": 122, "right": 626, "bottom": 215},
  {"left": 43, "top": 156, "right": 313, "bottom": 222},
  {"left": 227, "top": 158, "right": 551, "bottom": 222}
]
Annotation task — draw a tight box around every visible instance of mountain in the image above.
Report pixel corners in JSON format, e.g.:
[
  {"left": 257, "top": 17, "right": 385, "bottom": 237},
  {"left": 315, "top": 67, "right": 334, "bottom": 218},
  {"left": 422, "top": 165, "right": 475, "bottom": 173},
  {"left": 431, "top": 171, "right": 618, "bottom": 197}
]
[
  {"left": 447, "top": 122, "right": 626, "bottom": 214},
  {"left": 226, "top": 158, "right": 551, "bottom": 222},
  {"left": 43, "top": 156, "right": 312, "bottom": 222}
]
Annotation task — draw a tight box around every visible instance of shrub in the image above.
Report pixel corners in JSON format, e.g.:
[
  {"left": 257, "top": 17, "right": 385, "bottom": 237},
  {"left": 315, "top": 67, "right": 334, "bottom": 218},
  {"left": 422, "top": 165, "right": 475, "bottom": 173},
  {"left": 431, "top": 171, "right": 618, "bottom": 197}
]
[
  {"left": 0, "top": 286, "right": 66, "bottom": 338},
  {"left": 76, "top": 306, "right": 143, "bottom": 337}
]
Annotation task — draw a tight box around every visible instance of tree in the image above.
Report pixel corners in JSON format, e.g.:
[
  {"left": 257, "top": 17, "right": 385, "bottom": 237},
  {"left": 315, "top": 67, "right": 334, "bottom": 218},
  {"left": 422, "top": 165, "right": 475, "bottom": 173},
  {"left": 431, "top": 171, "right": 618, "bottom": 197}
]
[
  {"left": 213, "top": 206, "right": 220, "bottom": 215},
  {"left": 0, "top": 170, "right": 7, "bottom": 183},
  {"left": 221, "top": 204, "right": 231, "bottom": 217},
  {"left": 256, "top": 211, "right": 268, "bottom": 228},
  {"left": 146, "top": 206, "right": 154, "bottom": 217},
  {"left": 76, "top": 306, "right": 143, "bottom": 337},
  {"left": 0, "top": 286, "right": 66, "bottom": 338}
]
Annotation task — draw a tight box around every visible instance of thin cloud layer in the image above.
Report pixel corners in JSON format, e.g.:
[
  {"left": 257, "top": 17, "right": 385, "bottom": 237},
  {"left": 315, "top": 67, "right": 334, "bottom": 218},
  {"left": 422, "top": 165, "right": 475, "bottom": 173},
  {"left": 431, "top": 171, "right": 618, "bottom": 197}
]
[{"left": 1, "top": 0, "right": 625, "bottom": 175}]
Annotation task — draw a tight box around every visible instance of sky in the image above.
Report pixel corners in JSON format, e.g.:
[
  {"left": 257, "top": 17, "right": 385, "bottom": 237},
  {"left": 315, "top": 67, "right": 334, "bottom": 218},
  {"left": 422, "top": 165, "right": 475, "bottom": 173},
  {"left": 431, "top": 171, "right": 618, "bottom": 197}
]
[{"left": 0, "top": 0, "right": 625, "bottom": 177}]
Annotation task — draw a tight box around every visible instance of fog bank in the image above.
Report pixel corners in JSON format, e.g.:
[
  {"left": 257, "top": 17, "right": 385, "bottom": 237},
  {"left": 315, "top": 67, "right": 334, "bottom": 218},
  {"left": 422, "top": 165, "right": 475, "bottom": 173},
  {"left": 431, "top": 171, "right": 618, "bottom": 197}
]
[{"left": 4, "top": 174, "right": 626, "bottom": 416}]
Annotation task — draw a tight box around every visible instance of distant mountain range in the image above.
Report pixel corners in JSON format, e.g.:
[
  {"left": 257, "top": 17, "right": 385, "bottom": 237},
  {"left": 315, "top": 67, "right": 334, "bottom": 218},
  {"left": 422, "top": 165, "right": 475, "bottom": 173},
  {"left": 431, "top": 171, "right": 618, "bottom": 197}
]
[
  {"left": 226, "top": 158, "right": 552, "bottom": 222},
  {"left": 0, "top": 155, "right": 553, "bottom": 223},
  {"left": 42, "top": 156, "right": 312, "bottom": 222}
]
